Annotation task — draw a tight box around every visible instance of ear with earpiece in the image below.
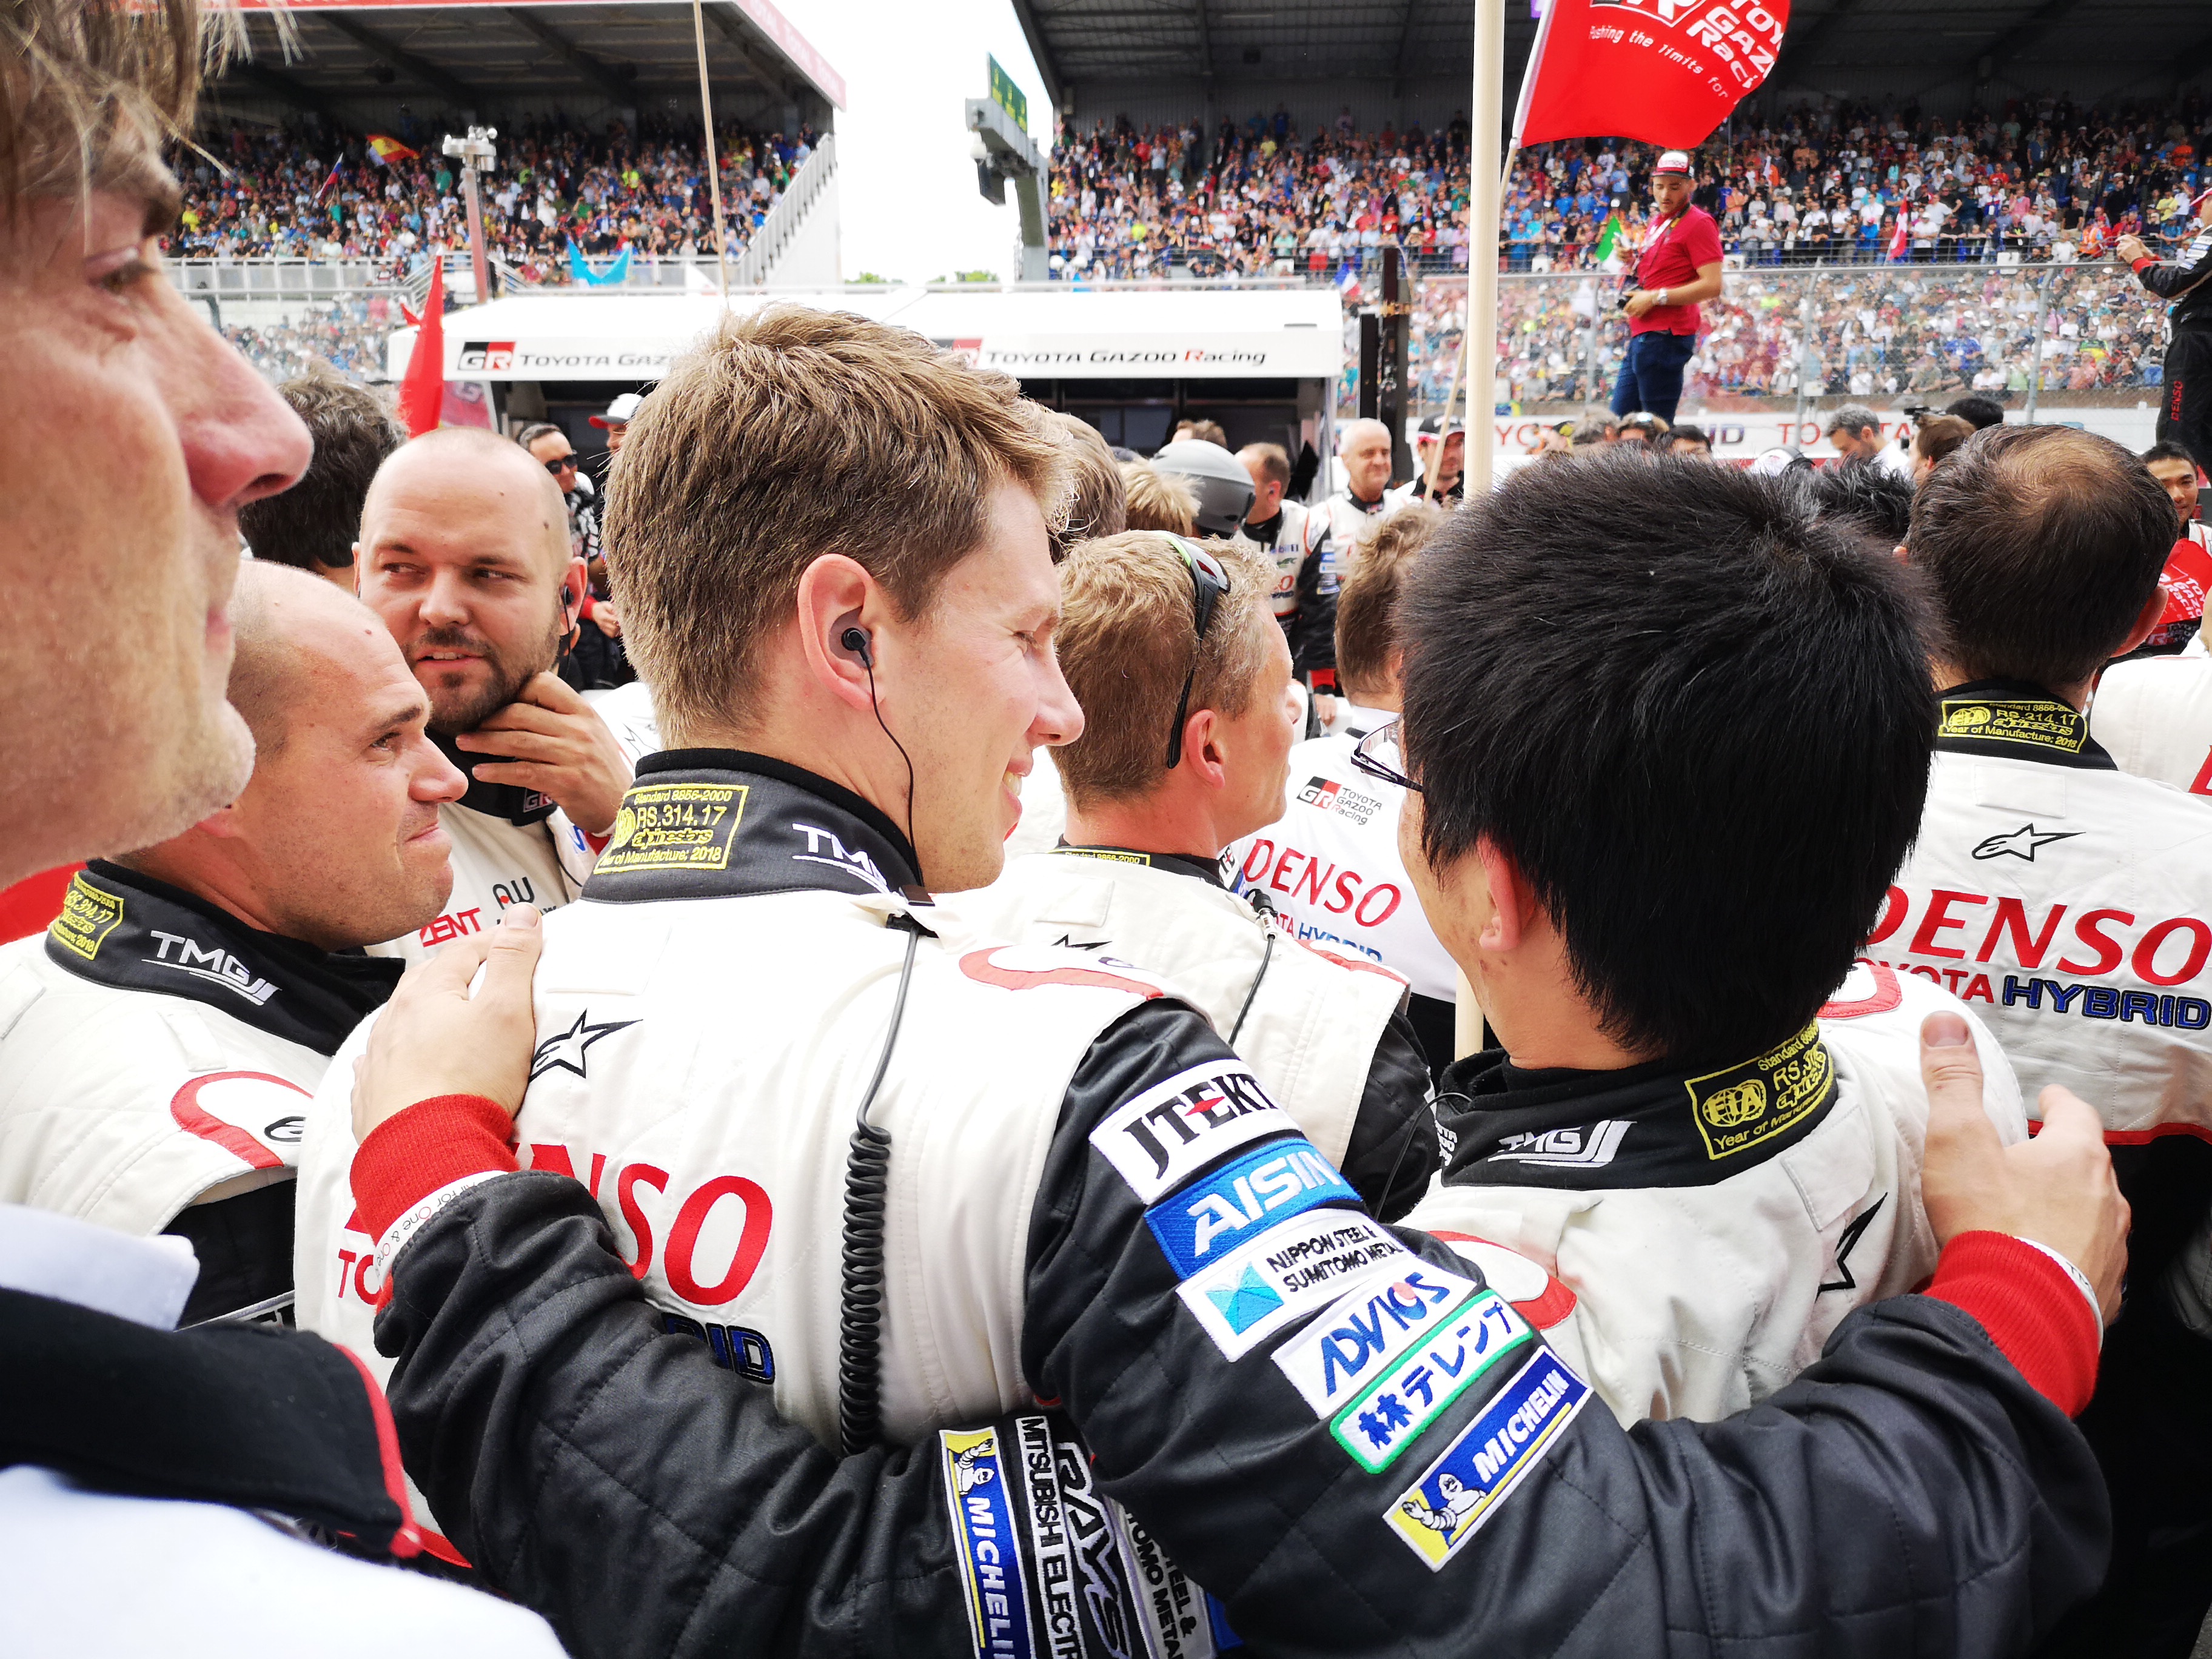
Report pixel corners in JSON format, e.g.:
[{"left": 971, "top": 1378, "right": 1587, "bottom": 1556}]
[{"left": 838, "top": 623, "right": 874, "bottom": 669}]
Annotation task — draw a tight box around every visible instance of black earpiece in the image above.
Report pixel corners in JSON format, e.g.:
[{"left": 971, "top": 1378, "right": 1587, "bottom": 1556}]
[{"left": 840, "top": 626, "right": 874, "bottom": 668}]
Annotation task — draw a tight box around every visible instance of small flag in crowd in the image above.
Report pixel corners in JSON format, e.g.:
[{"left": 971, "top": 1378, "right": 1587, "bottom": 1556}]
[
  {"left": 314, "top": 159, "right": 344, "bottom": 205},
  {"left": 1592, "top": 210, "right": 1624, "bottom": 263},
  {"left": 1514, "top": 0, "right": 1791, "bottom": 149},
  {"left": 1885, "top": 211, "right": 1910, "bottom": 261},
  {"left": 366, "top": 135, "right": 420, "bottom": 166}
]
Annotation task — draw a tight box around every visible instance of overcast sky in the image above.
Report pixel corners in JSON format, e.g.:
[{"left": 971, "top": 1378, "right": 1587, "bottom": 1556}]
[{"left": 782, "top": 0, "right": 1054, "bottom": 282}]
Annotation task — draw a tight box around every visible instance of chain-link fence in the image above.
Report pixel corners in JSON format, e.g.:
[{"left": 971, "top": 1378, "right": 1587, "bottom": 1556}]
[{"left": 1402, "top": 261, "right": 2169, "bottom": 431}]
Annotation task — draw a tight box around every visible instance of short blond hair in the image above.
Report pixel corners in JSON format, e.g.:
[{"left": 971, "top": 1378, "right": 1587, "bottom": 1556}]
[
  {"left": 1045, "top": 411, "right": 1127, "bottom": 552},
  {"left": 1336, "top": 504, "right": 1439, "bottom": 694},
  {"left": 1119, "top": 461, "right": 1198, "bottom": 535},
  {"left": 1053, "top": 534, "right": 1275, "bottom": 806},
  {"left": 606, "top": 306, "right": 1070, "bottom": 740}
]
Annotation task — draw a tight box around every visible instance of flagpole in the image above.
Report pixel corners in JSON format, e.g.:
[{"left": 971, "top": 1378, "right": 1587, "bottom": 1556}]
[
  {"left": 1451, "top": 0, "right": 1510, "bottom": 1062},
  {"left": 692, "top": 0, "right": 732, "bottom": 302}
]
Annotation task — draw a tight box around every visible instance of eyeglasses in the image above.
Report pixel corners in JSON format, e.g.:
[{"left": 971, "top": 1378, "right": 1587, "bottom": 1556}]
[
  {"left": 542, "top": 454, "right": 577, "bottom": 475},
  {"left": 1350, "top": 719, "right": 1423, "bottom": 794},
  {"left": 1164, "top": 534, "right": 1230, "bottom": 771}
]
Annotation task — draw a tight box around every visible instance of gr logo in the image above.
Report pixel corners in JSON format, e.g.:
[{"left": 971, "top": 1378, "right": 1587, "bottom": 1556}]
[{"left": 456, "top": 340, "right": 516, "bottom": 371}]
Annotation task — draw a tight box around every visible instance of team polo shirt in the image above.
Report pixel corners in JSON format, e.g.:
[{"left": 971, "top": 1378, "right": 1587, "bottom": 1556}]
[{"left": 1631, "top": 205, "right": 1723, "bottom": 337}]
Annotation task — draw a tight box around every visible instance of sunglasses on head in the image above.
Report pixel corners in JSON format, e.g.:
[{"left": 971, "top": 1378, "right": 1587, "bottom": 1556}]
[{"left": 1162, "top": 534, "right": 1230, "bottom": 771}]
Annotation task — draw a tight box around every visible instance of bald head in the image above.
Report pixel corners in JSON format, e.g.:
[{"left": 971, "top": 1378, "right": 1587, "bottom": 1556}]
[
  {"left": 227, "top": 562, "right": 396, "bottom": 759},
  {"left": 354, "top": 426, "right": 589, "bottom": 736},
  {"left": 1339, "top": 418, "right": 1395, "bottom": 503},
  {"left": 360, "top": 427, "right": 572, "bottom": 575}
]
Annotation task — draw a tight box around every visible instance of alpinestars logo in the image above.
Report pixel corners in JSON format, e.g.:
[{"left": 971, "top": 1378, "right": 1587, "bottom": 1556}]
[
  {"left": 456, "top": 341, "right": 515, "bottom": 372},
  {"left": 1971, "top": 823, "right": 2081, "bottom": 862},
  {"left": 530, "top": 1009, "right": 640, "bottom": 1081},
  {"left": 147, "top": 931, "right": 277, "bottom": 1006}
]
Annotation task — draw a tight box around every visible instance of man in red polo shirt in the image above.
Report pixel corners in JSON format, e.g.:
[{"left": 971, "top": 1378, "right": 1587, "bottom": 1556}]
[{"left": 1612, "top": 149, "right": 1726, "bottom": 426}]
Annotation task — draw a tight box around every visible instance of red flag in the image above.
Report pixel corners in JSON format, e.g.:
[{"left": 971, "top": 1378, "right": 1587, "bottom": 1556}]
[
  {"left": 397, "top": 260, "right": 446, "bottom": 438},
  {"left": 1514, "top": 0, "right": 1790, "bottom": 149},
  {"left": 1885, "top": 209, "right": 1911, "bottom": 262}
]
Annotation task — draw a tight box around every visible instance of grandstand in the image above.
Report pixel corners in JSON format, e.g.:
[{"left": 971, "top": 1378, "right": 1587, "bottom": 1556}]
[{"left": 171, "top": 0, "right": 2212, "bottom": 460}]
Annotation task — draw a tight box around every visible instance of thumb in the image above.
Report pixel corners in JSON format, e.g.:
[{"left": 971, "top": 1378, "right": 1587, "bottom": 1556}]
[
  {"left": 474, "top": 905, "right": 545, "bottom": 1000},
  {"left": 1920, "top": 1010, "right": 2003, "bottom": 1168}
]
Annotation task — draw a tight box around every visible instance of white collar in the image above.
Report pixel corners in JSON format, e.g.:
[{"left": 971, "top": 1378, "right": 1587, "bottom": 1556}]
[
  {"left": 1333, "top": 702, "right": 1398, "bottom": 739},
  {"left": 0, "top": 1203, "right": 199, "bottom": 1329}
]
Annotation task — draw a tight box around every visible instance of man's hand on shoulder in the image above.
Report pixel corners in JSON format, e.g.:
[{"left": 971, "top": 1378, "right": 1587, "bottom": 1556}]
[
  {"left": 353, "top": 907, "right": 545, "bottom": 1144},
  {"left": 1920, "top": 1011, "right": 2129, "bottom": 1323},
  {"left": 456, "top": 671, "right": 633, "bottom": 834}
]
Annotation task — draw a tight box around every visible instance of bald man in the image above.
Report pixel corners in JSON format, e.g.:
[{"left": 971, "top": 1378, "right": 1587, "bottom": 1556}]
[
  {"left": 1325, "top": 417, "right": 1398, "bottom": 555},
  {"left": 0, "top": 566, "right": 464, "bottom": 1323},
  {"left": 353, "top": 429, "right": 637, "bottom": 960}
]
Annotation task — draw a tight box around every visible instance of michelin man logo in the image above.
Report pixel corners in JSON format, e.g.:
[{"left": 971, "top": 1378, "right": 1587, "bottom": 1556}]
[{"left": 950, "top": 1441, "right": 997, "bottom": 1496}]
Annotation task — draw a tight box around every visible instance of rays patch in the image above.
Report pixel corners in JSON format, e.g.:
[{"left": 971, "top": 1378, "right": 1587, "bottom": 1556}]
[
  {"left": 1145, "top": 1139, "right": 1356, "bottom": 1278},
  {"left": 1384, "top": 1347, "right": 1589, "bottom": 1570},
  {"left": 1177, "top": 1210, "right": 1409, "bottom": 1361}
]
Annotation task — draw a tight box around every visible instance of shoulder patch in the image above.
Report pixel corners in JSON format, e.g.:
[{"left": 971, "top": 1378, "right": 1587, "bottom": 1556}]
[
  {"left": 959, "top": 945, "right": 1165, "bottom": 1000},
  {"left": 1820, "top": 962, "right": 1904, "bottom": 1019},
  {"left": 1091, "top": 1061, "right": 1299, "bottom": 1203},
  {"left": 170, "top": 1070, "right": 312, "bottom": 1171}
]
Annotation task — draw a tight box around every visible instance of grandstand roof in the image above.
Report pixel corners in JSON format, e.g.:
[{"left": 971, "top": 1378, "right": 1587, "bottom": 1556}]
[
  {"left": 1011, "top": 0, "right": 2210, "bottom": 108},
  {"left": 214, "top": 0, "right": 842, "bottom": 126}
]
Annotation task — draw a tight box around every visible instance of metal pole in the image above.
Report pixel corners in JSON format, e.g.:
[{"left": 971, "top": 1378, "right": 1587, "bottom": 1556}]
[
  {"left": 1466, "top": 0, "right": 1506, "bottom": 500},
  {"left": 2025, "top": 264, "right": 2053, "bottom": 425},
  {"left": 1581, "top": 293, "right": 1599, "bottom": 426},
  {"left": 692, "top": 0, "right": 732, "bottom": 300},
  {"left": 460, "top": 163, "right": 492, "bottom": 305},
  {"left": 1792, "top": 289, "right": 1812, "bottom": 441},
  {"left": 1456, "top": 0, "right": 1507, "bottom": 1061}
]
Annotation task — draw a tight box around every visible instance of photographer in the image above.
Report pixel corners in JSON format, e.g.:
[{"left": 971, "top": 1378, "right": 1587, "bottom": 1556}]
[
  {"left": 1612, "top": 150, "right": 1723, "bottom": 426},
  {"left": 2120, "top": 193, "right": 2212, "bottom": 477}
]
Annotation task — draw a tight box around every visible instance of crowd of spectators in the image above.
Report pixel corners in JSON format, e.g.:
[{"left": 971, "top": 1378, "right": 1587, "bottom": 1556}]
[
  {"left": 170, "top": 115, "right": 817, "bottom": 284},
  {"left": 1048, "top": 92, "right": 2212, "bottom": 280}
]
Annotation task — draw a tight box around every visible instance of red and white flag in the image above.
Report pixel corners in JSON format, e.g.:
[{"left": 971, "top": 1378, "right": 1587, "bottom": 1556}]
[
  {"left": 1885, "top": 210, "right": 1911, "bottom": 262},
  {"left": 397, "top": 258, "right": 446, "bottom": 438},
  {"left": 1514, "top": 0, "right": 1791, "bottom": 149}
]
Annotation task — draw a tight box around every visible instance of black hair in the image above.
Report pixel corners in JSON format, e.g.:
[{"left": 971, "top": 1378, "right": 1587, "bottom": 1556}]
[
  {"left": 515, "top": 421, "right": 566, "bottom": 450},
  {"left": 1399, "top": 449, "right": 1939, "bottom": 1064},
  {"left": 1806, "top": 458, "right": 1914, "bottom": 545},
  {"left": 1909, "top": 425, "right": 2176, "bottom": 686},
  {"left": 1664, "top": 424, "right": 1710, "bottom": 451},
  {"left": 237, "top": 369, "right": 404, "bottom": 572},
  {"left": 2142, "top": 439, "right": 2199, "bottom": 470},
  {"left": 1944, "top": 395, "right": 2005, "bottom": 432}
]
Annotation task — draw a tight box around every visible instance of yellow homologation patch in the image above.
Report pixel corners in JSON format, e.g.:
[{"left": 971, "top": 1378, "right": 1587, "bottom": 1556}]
[
  {"left": 1937, "top": 697, "right": 2086, "bottom": 756},
  {"left": 593, "top": 782, "right": 748, "bottom": 875},
  {"left": 47, "top": 873, "right": 123, "bottom": 962},
  {"left": 1684, "top": 1021, "right": 1835, "bottom": 1161}
]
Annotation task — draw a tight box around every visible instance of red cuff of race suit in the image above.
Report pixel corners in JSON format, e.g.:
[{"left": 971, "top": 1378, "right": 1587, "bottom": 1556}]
[
  {"left": 1309, "top": 669, "right": 1336, "bottom": 692},
  {"left": 1926, "top": 1231, "right": 2101, "bottom": 1417},
  {"left": 2132, "top": 255, "right": 2157, "bottom": 274},
  {"left": 352, "top": 1094, "right": 518, "bottom": 1244}
]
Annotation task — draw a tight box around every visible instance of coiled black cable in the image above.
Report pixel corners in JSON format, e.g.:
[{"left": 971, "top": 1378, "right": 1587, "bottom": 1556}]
[{"left": 837, "top": 920, "right": 923, "bottom": 1456}]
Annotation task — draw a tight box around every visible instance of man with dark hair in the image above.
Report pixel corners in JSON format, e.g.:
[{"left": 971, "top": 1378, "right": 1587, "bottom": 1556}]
[
  {"left": 2118, "top": 439, "right": 2212, "bottom": 659},
  {"left": 1398, "top": 450, "right": 2025, "bottom": 1423},
  {"left": 1825, "top": 403, "right": 1909, "bottom": 476},
  {"left": 1661, "top": 422, "right": 1712, "bottom": 457},
  {"left": 1808, "top": 458, "right": 1915, "bottom": 545},
  {"left": 1612, "top": 151, "right": 1722, "bottom": 425},
  {"left": 238, "top": 369, "right": 402, "bottom": 589},
  {"left": 1945, "top": 395, "right": 2006, "bottom": 432},
  {"left": 332, "top": 346, "right": 2122, "bottom": 1657},
  {"left": 516, "top": 420, "right": 629, "bottom": 689},
  {"left": 1873, "top": 424, "right": 2212, "bottom": 1658}
]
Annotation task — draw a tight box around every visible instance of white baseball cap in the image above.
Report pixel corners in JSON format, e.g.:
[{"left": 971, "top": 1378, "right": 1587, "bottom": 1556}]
[
  {"left": 1655, "top": 150, "right": 1694, "bottom": 177},
  {"left": 590, "top": 392, "right": 644, "bottom": 428}
]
